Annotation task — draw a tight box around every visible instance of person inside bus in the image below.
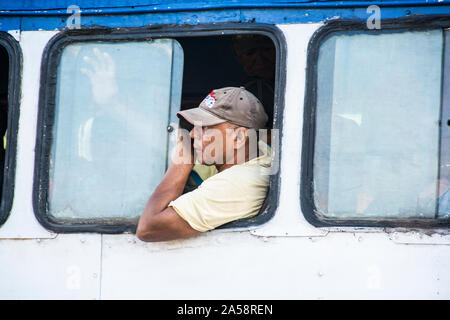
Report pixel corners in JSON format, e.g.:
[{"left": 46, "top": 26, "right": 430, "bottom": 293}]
[
  {"left": 136, "top": 87, "right": 271, "bottom": 242},
  {"left": 232, "top": 34, "right": 275, "bottom": 127}
]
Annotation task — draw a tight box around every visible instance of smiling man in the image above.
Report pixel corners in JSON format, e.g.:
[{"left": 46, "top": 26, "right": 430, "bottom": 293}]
[{"left": 136, "top": 87, "right": 271, "bottom": 242}]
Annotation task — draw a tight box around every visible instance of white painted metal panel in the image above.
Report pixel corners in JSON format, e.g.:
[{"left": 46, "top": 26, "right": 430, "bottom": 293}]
[
  {"left": 101, "top": 233, "right": 450, "bottom": 299},
  {"left": 251, "top": 23, "right": 327, "bottom": 237},
  {"left": 0, "top": 234, "right": 101, "bottom": 299},
  {"left": 7, "top": 30, "right": 20, "bottom": 42}
]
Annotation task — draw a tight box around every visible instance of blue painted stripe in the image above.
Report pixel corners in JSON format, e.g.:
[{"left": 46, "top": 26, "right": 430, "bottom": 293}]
[
  {"left": 1, "top": 1, "right": 450, "bottom": 15},
  {"left": 1, "top": 6, "right": 450, "bottom": 31},
  {"left": 0, "top": 17, "right": 20, "bottom": 30}
]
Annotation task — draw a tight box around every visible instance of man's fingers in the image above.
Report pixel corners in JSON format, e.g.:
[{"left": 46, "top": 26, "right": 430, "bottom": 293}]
[
  {"left": 103, "top": 51, "right": 116, "bottom": 74},
  {"left": 80, "top": 67, "right": 93, "bottom": 80},
  {"left": 83, "top": 55, "right": 100, "bottom": 73},
  {"left": 91, "top": 48, "right": 115, "bottom": 75},
  {"left": 172, "top": 135, "right": 194, "bottom": 165},
  {"left": 93, "top": 48, "right": 103, "bottom": 64}
]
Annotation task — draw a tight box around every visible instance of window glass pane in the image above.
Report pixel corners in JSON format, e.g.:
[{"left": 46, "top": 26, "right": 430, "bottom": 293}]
[
  {"left": 49, "top": 39, "right": 183, "bottom": 220},
  {"left": 439, "top": 30, "right": 450, "bottom": 218},
  {"left": 314, "top": 30, "right": 443, "bottom": 219}
]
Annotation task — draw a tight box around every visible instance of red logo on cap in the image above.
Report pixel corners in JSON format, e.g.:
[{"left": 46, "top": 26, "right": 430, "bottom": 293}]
[{"left": 203, "top": 90, "right": 217, "bottom": 108}]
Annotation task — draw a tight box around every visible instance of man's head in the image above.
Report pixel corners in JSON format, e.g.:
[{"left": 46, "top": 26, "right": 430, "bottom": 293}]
[
  {"left": 177, "top": 87, "right": 268, "bottom": 167},
  {"left": 189, "top": 122, "right": 247, "bottom": 166},
  {"left": 232, "top": 34, "right": 276, "bottom": 81}
]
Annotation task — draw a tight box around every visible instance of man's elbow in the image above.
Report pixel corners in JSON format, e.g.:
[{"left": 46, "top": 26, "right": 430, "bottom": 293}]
[
  {"left": 136, "top": 218, "right": 160, "bottom": 242},
  {"left": 136, "top": 227, "right": 154, "bottom": 242},
  {"left": 137, "top": 228, "right": 165, "bottom": 242},
  {"left": 135, "top": 208, "right": 199, "bottom": 242}
]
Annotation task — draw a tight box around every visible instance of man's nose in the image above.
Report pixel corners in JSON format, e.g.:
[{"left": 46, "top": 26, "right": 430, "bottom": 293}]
[{"left": 191, "top": 126, "right": 204, "bottom": 140}]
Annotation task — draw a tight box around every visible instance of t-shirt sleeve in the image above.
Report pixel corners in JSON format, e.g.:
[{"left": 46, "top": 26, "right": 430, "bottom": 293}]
[{"left": 168, "top": 170, "right": 261, "bottom": 232}]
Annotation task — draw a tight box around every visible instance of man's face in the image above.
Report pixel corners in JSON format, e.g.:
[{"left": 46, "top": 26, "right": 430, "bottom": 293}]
[
  {"left": 234, "top": 46, "right": 276, "bottom": 81},
  {"left": 189, "top": 122, "right": 238, "bottom": 165}
]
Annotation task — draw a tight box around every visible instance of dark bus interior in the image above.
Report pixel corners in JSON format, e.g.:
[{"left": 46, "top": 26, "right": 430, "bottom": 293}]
[
  {"left": 175, "top": 34, "right": 276, "bottom": 132},
  {"left": 0, "top": 44, "right": 8, "bottom": 200}
]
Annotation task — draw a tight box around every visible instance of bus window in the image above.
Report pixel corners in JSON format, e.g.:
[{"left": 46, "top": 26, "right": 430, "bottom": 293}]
[
  {"left": 174, "top": 34, "right": 276, "bottom": 229},
  {"left": 36, "top": 29, "right": 279, "bottom": 233},
  {"left": 303, "top": 27, "right": 449, "bottom": 227},
  {"left": 44, "top": 39, "right": 183, "bottom": 226},
  {"left": 0, "top": 33, "right": 20, "bottom": 227}
]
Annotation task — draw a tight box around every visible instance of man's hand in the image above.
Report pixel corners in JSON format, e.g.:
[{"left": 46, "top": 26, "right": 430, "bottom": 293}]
[
  {"left": 171, "top": 130, "right": 195, "bottom": 166},
  {"left": 81, "top": 48, "right": 119, "bottom": 106}
]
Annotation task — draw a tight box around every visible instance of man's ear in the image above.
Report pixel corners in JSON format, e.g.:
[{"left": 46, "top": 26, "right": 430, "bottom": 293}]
[{"left": 234, "top": 127, "right": 248, "bottom": 149}]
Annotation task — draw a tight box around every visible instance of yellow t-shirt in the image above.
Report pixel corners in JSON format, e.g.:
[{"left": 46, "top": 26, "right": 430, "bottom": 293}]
[
  {"left": 192, "top": 163, "right": 218, "bottom": 181},
  {"left": 169, "top": 140, "right": 271, "bottom": 232}
]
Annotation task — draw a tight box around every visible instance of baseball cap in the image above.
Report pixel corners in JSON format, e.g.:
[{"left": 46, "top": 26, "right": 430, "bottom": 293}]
[{"left": 177, "top": 87, "right": 268, "bottom": 129}]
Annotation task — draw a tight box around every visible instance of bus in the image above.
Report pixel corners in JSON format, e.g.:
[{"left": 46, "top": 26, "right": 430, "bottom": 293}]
[{"left": 0, "top": 0, "right": 449, "bottom": 299}]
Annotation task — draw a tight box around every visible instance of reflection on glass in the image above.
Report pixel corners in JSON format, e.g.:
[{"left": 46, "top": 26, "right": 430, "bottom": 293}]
[
  {"left": 49, "top": 39, "right": 183, "bottom": 220},
  {"left": 314, "top": 30, "right": 444, "bottom": 219}
]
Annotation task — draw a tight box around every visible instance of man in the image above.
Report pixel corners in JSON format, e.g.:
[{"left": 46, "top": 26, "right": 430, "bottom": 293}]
[{"left": 136, "top": 87, "right": 271, "bottom": 242}]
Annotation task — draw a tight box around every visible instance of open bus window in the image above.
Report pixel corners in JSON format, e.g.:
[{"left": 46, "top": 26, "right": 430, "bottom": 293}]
[
  {"left": 303, "top": 27, "right": 450, "bottom": 227},
  {"left": 173, "top": 34, "right": 276, "bottom": 229},
  {"left": 36, "top": 28, "right": 278, "bottom": 233},
  {"left": 0, "top": 33, "right": 20, "bottom": 227}
]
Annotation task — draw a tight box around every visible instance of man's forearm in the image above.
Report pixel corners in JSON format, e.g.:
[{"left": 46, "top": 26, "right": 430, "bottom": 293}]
[
  {"left": 136, "top": 131, "right": 196, "bottom": 241},
  {"left": 136, "top": 161, "right": 199, "bottom": 242},
  {"left": 140, "top": 162, "right": 193, "bottom": 219}
]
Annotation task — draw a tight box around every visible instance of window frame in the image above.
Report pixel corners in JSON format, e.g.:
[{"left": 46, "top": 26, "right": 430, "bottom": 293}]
[
  {"left": 34, "top": 23, "right": 286, "bottom": 234},
  {"left": 301, "top": 16, "right": 450, "bottom": 229},
  {"left": 0, "top": 32, "right": 21, "bottom": 227}
]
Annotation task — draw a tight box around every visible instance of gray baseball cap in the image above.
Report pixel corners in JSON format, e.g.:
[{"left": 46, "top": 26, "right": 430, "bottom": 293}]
[{"left": 177, "top": 87, "right": 269, "bottom": 129}]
